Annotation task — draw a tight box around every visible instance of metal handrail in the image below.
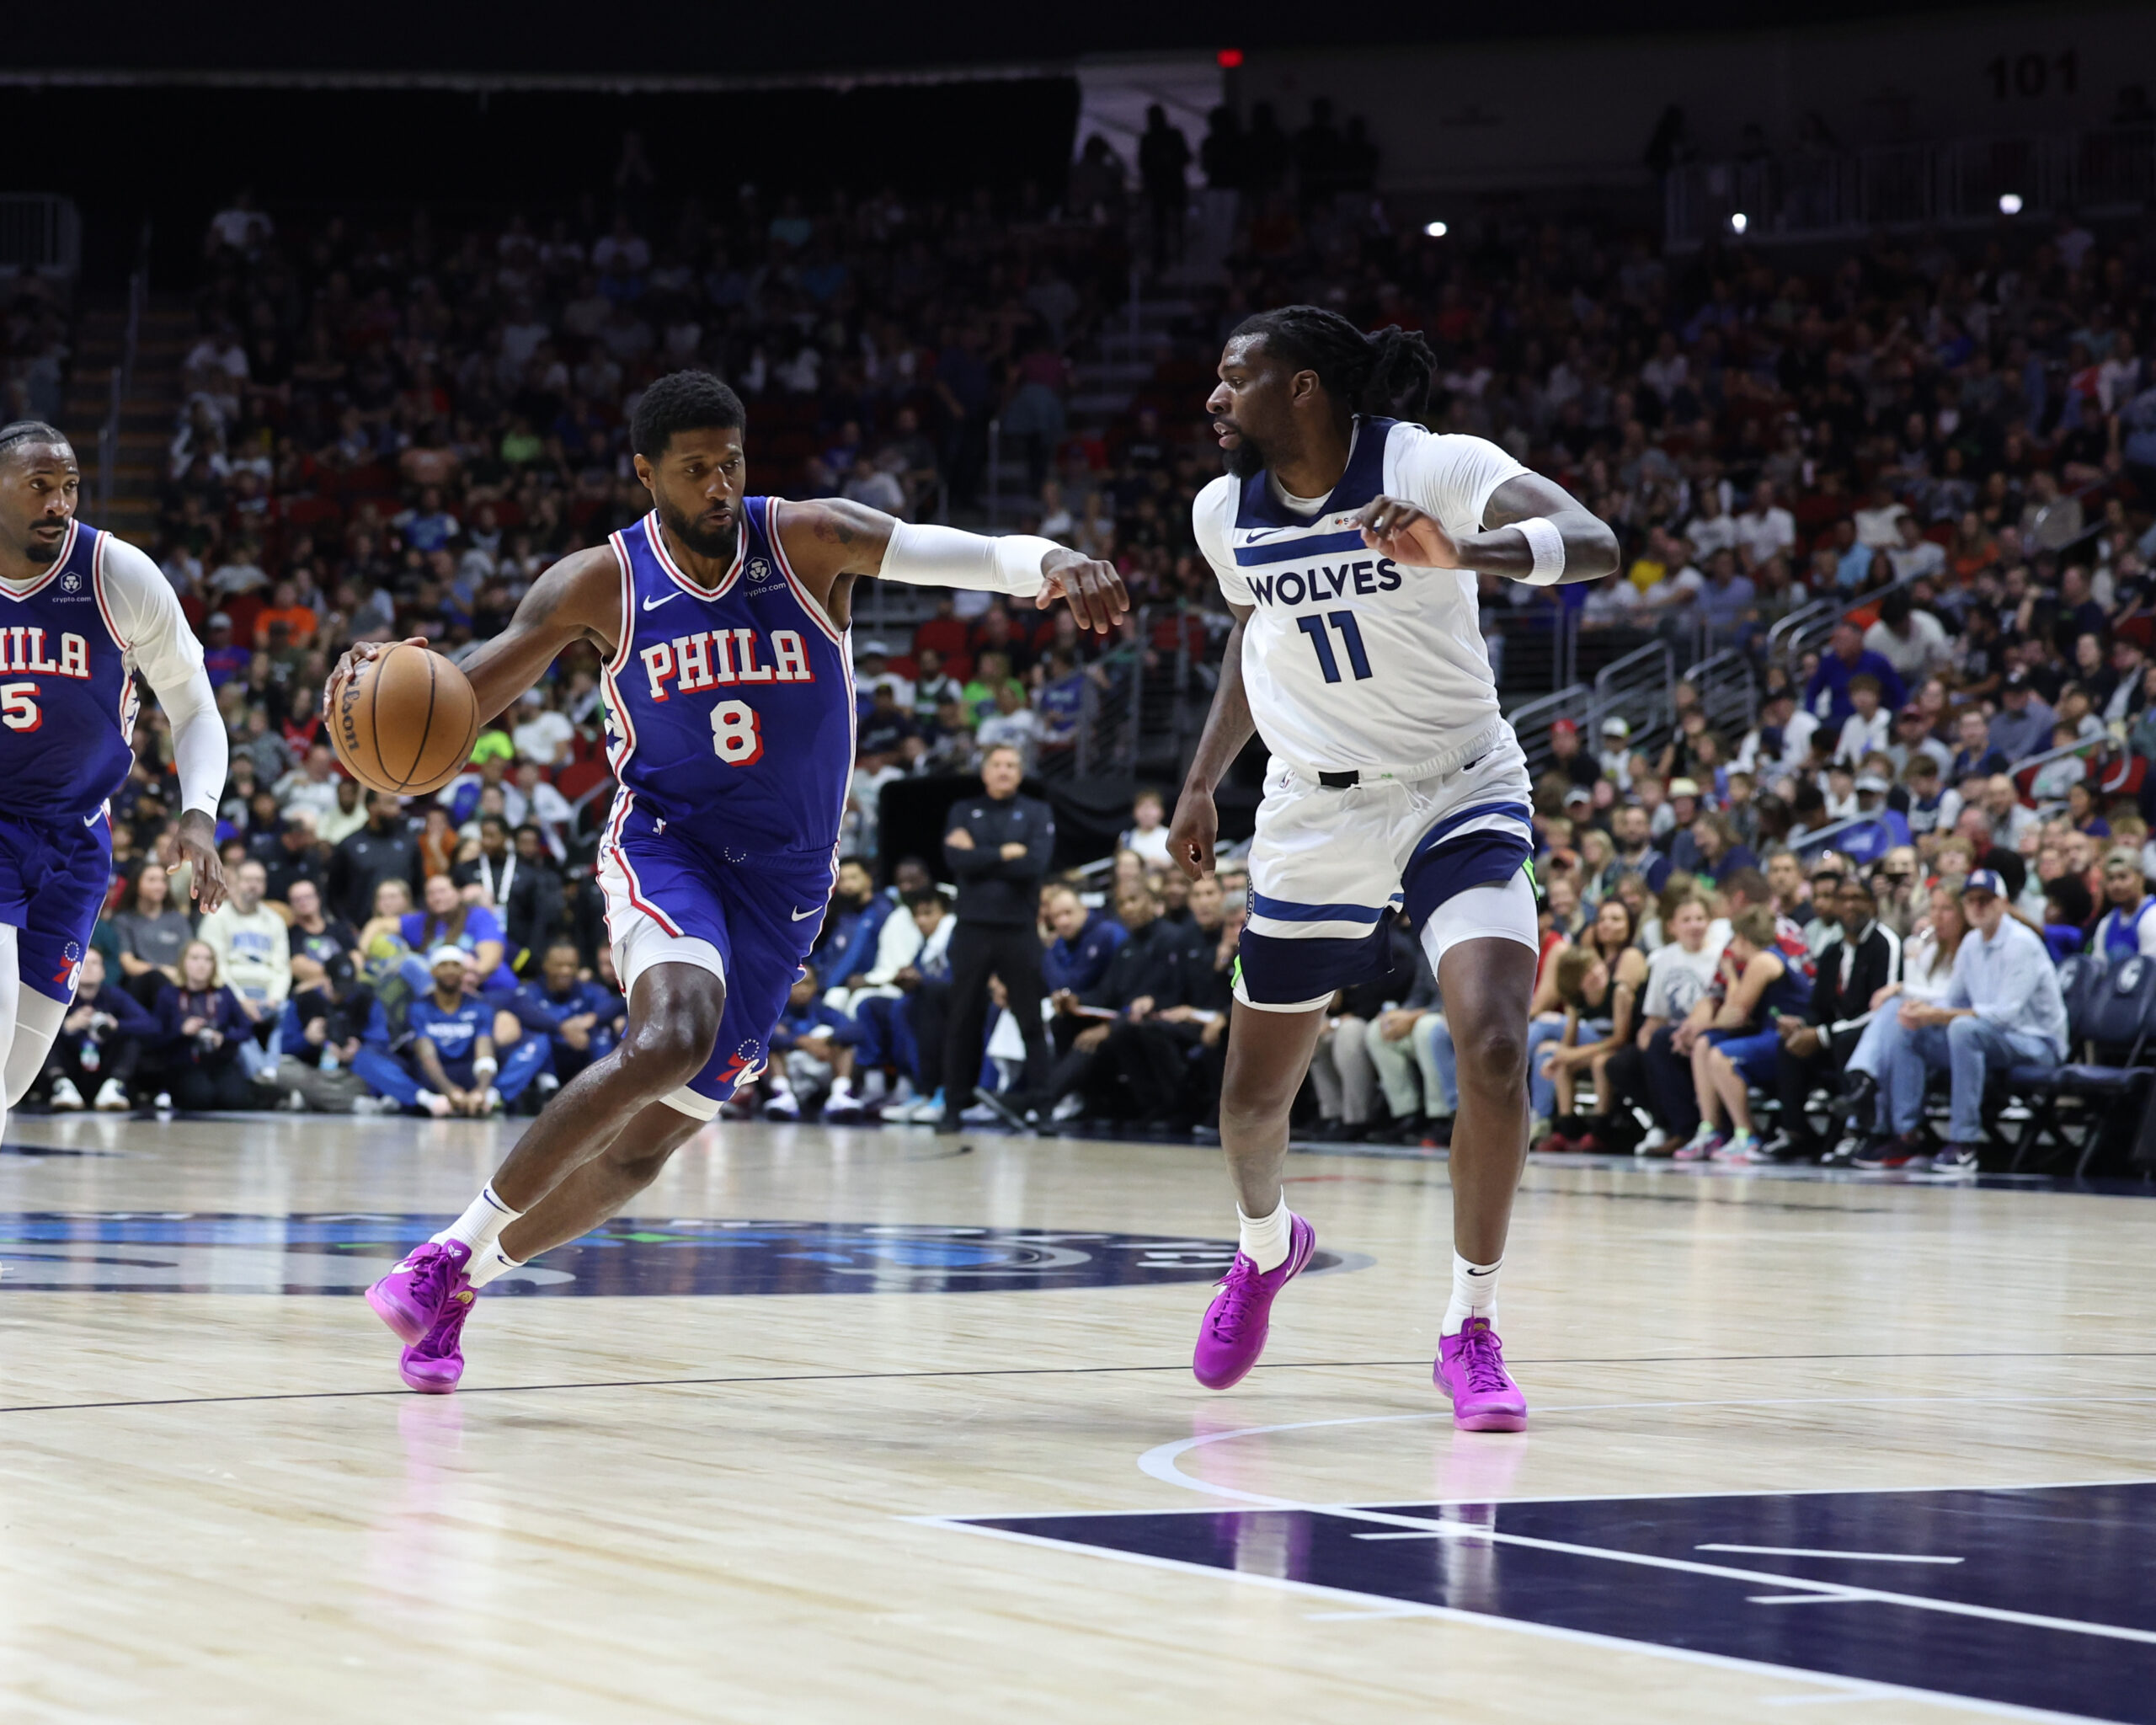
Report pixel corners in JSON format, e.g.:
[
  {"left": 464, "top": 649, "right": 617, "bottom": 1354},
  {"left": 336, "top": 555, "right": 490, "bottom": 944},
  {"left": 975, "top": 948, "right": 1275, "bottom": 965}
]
[
  {"left": 1590, "top": 639, "right": 1676, "bottom": 756},
  {"left": 1684, "top": 646, "right": 1758, "bottom": 741},
  {"left": 1774, "top": 567, "right": 1931, "bottom": 678},
  {"left": 1765, "top": 595, "right": 1836, "bottom": 669},
  {"left": 94, "top": 222, "right": 149, "bottom": 524}
]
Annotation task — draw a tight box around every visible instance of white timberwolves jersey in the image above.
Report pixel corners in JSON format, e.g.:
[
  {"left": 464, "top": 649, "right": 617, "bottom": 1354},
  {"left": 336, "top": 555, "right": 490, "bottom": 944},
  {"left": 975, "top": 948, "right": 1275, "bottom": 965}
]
[{"left": 1193, "top": 419, "right": 1529, "bottom": 780}]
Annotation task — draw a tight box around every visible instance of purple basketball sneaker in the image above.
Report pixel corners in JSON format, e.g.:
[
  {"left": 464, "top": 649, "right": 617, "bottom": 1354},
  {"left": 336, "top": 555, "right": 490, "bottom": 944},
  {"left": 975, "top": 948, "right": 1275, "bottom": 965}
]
[
  {"left": 399, "top": 1279, "right": 475, "bottom": 1395},
  {"left": 1434, "top": 1316, "right": 1528, "bottom": 1431},
  {"left": 366, "top": 1239, "right": 472, "bottom": 1346},
  {"left": 1193, "top": 1213, "right": 1316, "bottom": 1391}
]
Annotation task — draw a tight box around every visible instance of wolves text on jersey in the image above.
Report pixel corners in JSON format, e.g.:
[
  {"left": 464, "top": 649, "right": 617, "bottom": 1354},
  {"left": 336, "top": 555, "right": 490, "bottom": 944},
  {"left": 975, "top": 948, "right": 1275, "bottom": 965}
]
[
  {"left": 1241, "top": 558, "right": 1404, "bottom": 608},
  {"left": 638, "top": 627, "right": 816, "bottom": 701}
]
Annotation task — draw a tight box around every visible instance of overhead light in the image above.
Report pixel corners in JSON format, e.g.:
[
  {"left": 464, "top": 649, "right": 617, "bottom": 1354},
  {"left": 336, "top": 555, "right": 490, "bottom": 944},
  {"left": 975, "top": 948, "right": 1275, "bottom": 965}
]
[
  {"left": 1216, "top": 47, "right": 1243, "bottom": 67},
  {"left": 1423, "top": 221, "right": 1449, "bottom": 238},
  {"left": 1999, "top": 192, "right": 2024, "bottom": 215},
  {"left": 1730, "top": 211, "right": 1749, "bottom": 234}
]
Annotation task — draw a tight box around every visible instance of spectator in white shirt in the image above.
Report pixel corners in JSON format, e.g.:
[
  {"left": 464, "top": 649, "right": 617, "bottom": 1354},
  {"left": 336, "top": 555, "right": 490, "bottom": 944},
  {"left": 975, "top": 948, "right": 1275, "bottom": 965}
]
[
  {"left": 196, "top": 858, "right": 293, "bottom": 1025},
  {"left": 1686, "top": 493, "right": 1740, "bottom": 558},
  {"left": 275, "top": 745, "right": 345, "bottom": 824},
  {"left": 1639, "top": 332, "right": 1689, "bottom": 403},
  {"left": 1854, "top": 483, "right": 1908, "bottom": 548},
  {"left": 1648, "top": 549, "right": 1706, "bottom": 611},
  {"left": 1886, "top": 515, "right": 1948, "bottom": 581},
  {"left": 843, "top": 449, "right": 910, "bottom": 517},
  {"left": 1863, "top": 587, "right": 1953, "bottom": 685},
  {"left": 510, "top": 688, "right": 576, "bottom": 766},
  {"left": 206, "top": 190, "right": 273, "bottom": 255},
  {"left": 1737, "top": 688, "right": 1817, "bottom": 780},
  {"left": 975, "top": 683, "right": 1042, "bottom": 769},
  {"left": 1835, "top": 676, "right": 1892, "bottom": 765},
  {"left": 512, "top": 761, "right": 575, "bottom": 859},
  {"left": 1734, "top": 480, "right": 1796, "bottom": 569}
]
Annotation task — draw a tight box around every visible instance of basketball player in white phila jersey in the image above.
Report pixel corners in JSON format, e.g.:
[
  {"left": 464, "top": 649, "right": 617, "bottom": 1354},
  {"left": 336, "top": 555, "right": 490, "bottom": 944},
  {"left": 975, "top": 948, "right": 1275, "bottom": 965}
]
[{"left": 1167, "top": 307, "right": 1616, "bottom": 1429}]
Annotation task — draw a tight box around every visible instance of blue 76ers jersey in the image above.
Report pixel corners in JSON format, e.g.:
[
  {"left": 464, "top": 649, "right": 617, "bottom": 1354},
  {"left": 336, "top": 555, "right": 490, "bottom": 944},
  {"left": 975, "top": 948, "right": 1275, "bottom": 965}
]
[
  {"left": 599, "top": 499, "right": 855, "bottom": 857},
  {"left": 0, "top": 521, "right": 138, "bottom": 822}
]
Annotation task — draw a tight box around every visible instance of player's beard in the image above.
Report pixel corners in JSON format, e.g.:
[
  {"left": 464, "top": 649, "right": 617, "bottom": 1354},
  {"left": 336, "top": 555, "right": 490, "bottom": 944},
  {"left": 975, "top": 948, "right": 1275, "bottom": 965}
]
[
  {"left": 1221, "top": 427, "right": 1270, "bottom": 480},
  {"left": 21, "top": 524, "right": 64, "bottom": 565},
  {"left": 659, "top": 498, "right": 739, "bottom": 564}
]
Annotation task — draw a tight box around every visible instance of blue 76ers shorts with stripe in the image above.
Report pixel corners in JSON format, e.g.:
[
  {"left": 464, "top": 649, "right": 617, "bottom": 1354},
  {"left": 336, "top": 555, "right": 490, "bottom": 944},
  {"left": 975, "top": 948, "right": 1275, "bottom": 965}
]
[
  {"left": 0, "top": 809, "right": 111, "bottom": 1004},
  {"left": 595, "top": 797, "right": 835, "bottom": 1118},
  {"left": 1235, "top": 724, "right": 1536, "bottom": 1012}
]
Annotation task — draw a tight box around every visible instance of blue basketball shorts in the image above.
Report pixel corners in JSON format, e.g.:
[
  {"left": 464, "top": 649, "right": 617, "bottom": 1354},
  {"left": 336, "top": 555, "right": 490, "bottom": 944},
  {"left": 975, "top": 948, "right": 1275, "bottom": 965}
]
[
  {"left": 596, "top": 793, "right": 836, "bottom": 1117},
  {"left": 1234, "top": 724, "right": 1538, "bottom": 1013},
  {"left": 0, "top": 809, "right": 111, "bottom": 1004}
]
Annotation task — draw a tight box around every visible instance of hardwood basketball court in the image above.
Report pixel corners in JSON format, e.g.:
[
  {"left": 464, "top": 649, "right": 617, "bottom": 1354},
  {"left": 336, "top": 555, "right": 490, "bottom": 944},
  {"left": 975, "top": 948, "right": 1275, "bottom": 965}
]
[{"left": 3, "top": 1112, "right": 2148, "bottom": 1722}]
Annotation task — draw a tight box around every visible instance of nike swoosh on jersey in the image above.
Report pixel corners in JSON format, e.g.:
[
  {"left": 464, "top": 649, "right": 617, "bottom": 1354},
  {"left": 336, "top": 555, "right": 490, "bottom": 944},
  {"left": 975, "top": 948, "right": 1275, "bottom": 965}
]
[
  {"left": 790, "top": 905, "right": 820, "bottom": 920},
  {"left": 643, "top": 591, "right": 682, "bottom": 611}
]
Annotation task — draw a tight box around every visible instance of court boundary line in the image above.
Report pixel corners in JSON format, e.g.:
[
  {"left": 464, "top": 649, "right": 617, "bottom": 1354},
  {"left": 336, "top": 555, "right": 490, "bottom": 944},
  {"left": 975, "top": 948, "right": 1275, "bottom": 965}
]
[
  {"left": 912, "top": 1516, "right": 2108, "bottom": 1725},
  {"left": 5, "top": 1353, "right": 2156, "bottom": 1417}
]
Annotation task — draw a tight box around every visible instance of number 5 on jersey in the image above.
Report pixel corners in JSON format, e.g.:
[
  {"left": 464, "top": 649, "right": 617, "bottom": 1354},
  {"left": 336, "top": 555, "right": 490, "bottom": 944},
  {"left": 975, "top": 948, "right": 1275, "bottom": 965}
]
[
  {"left": 0, "top": 681, "right": 41, "bottom": 732},
  {"left": 710, "top": 698, "right": 763, "bottom": 765}
]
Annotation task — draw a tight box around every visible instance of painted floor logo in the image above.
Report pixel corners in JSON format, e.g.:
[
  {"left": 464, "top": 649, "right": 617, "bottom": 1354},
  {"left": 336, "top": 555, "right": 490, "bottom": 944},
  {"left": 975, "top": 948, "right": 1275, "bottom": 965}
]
[{"left": 0, "top": 1214, "right": 1364, "bottom": 1296}]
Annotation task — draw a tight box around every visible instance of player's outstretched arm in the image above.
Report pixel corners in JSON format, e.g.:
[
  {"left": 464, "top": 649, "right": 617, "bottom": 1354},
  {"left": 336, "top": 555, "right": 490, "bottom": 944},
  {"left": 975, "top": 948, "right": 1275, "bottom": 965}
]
[
  {"left": 324, "top": 546, "right": 622, "bottom": 728},
  {"left": 777, "top": 498, "right": 1129, "bottom": 633},
  {"left": 1166, "top": 601, "right": 1257, "bottom": 881},
  {"left": 1355, "top": 472, "right": 1618, "bottom": 588}
]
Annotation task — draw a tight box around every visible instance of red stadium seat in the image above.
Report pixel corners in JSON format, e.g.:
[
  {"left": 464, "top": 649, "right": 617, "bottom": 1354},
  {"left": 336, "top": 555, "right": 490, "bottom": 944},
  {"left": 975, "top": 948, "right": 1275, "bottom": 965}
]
[{"left": 553, "top": 757, "right": 612, "bottom": 806}]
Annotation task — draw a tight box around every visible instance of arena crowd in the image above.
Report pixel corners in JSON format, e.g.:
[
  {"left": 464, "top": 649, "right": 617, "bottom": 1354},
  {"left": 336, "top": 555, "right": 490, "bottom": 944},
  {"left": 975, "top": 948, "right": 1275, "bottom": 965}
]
[{"left": 18, "top": 126, "right": 2156, "bottom": 1157}]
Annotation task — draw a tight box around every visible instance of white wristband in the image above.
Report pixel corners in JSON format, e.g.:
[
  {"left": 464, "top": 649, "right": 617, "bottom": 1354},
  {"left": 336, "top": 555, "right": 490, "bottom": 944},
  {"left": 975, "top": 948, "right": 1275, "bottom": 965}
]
[
  {"left": 1514, "top": 517, "right": 1566, "bottom": 585},
  {"left": 472, "top": 1057, "right": 499, "bottom": 1080}
]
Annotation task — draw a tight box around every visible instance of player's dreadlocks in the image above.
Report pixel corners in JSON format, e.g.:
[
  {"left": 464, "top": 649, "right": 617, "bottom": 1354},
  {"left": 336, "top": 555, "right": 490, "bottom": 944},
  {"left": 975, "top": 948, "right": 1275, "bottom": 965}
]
[{"left": 1230, "top": 306, "right": 1437, "bottom": 420}]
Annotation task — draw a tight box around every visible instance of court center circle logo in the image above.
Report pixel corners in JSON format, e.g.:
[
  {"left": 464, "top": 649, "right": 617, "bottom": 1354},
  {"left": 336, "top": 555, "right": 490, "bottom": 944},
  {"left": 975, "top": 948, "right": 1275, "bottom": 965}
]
[{"left": 0, "top": 1214, "right": 1366, "bottom": 1295}]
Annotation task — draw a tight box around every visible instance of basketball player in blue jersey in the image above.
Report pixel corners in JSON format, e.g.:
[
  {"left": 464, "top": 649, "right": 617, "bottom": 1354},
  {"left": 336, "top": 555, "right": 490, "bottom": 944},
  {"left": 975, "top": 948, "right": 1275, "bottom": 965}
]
[
  {"left": 0, "top": 423, "right": 227, "bottom": 1144},
  {"left": 1166, "top": 308, "right": 1618, "bottom": 1429},
  {"left": 352, "top": 372, "right": 1124, "bottom": 1391}
]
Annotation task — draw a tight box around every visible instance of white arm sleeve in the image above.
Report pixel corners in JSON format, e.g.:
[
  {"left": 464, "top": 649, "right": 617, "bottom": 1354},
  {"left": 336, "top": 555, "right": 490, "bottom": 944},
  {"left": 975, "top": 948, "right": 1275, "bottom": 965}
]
[
  {"left": 98, "top": 537, "right": 228, "bottom": 819},
  {"left": 877, "top": 522, "right": 1056, "bottom": 597}
]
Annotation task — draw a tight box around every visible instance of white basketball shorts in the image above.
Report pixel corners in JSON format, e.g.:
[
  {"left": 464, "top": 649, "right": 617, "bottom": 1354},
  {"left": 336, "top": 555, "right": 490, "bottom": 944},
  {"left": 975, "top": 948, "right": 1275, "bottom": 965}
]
[{"left": 1233, "top": 724, "right": 1538, "bottom": 1013}]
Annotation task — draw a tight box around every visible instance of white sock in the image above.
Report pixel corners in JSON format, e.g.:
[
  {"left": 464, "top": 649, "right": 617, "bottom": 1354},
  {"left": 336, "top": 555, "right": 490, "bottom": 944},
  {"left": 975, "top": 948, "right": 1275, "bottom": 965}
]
[
  {"left": 432, "top": 1184, "right": 523, "bottom": 1258},
  {"left": 1237, "top": 1197, "right": 1292, "bottom": 1273},
  {"left": 1443, "top": 1252, "right": 1501, "bottom": 1336},
  {"left": 467, "top": 1242, "right": 526, "bottom": 1290}
]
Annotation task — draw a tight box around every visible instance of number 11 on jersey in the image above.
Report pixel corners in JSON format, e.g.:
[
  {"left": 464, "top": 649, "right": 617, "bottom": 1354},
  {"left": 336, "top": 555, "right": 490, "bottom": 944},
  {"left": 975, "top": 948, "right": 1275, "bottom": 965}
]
[{"left": 1295, "top": 611, "right": 1374, "bottom": 683}]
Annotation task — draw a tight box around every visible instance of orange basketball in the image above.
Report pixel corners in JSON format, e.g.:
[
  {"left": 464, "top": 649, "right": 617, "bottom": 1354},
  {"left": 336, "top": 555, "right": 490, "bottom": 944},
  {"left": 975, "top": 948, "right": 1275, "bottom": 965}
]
[{"left": 330, "top": 644, "right": 482, "bottom": 798}]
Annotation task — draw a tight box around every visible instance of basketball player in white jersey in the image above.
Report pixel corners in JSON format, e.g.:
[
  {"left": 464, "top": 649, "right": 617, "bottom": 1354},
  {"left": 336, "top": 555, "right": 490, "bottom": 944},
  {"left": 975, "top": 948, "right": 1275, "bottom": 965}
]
[{"left": 1167, "top": 308, "right": 1616, "bottom": 1429}]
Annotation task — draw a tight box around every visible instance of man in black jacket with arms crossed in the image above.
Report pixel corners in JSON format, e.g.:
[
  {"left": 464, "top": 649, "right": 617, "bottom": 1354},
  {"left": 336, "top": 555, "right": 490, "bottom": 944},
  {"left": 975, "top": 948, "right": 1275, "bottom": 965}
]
[
  {"left": 1770, "top": 873, "right": 1901, "bottom": 1160},
  {"left": 940, "top": 743, "right": 1054, "bottom": 1131}
]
